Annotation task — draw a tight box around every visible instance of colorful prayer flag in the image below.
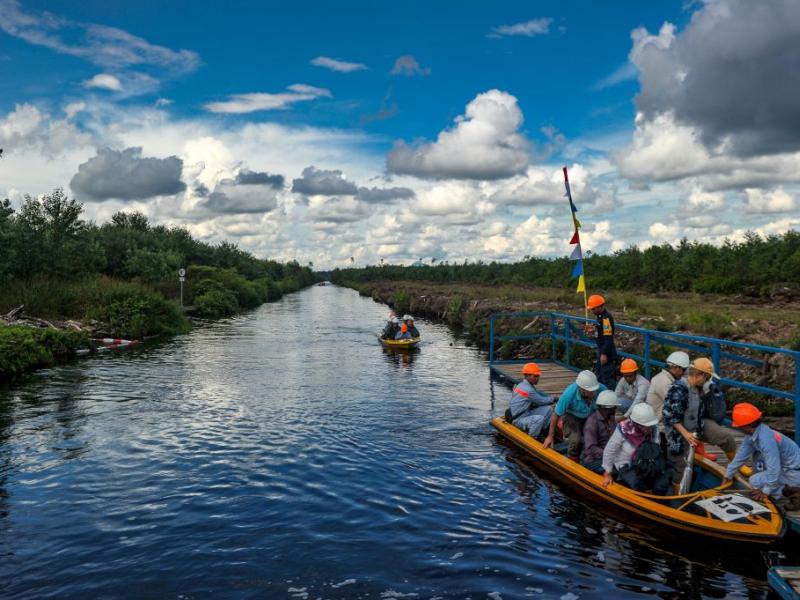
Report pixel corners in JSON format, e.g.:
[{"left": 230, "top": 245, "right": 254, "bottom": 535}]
[
  {"left": 576, "top": 274, "right": 585, "bottom": 293},
  {"left": 569, "top": 229, "right": 580, "bottom": 245},
  {"left": 569, "top": 244, "right": 582, "bottom": 261},
  {"left": 571, "top": 260, "right": 583, "bottom": 279}
]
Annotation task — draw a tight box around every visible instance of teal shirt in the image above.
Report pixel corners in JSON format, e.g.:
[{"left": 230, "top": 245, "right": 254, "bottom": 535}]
[{"left": 554, "top": 382, "right": 607, "bottom": 419}]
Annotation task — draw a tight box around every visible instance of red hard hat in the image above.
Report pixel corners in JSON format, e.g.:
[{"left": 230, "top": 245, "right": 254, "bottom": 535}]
[
  {"left": 522, "top": 362, "right": 541, "bottom": 376},
  {"left": 620, "top": 358, "right": 638, "bottom": 374},
  {"left": 587, "top": 294, "right": 605, "bottom": 309},
  {"left": 731, "top": 402, "right": 762, "bottom": 428}
]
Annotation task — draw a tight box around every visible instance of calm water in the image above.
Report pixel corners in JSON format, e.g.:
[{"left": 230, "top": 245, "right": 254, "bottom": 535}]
[{"left": 0, "top": 285, "right": 792, "bottom": 599}]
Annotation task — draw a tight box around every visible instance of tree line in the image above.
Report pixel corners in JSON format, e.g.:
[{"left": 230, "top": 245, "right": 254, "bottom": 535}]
[
  {"left": 331, "top": 231, "right": 800, "bottom": 296},
  {"left": 0, "top": 188, "right": 315, "bottom": 336}
]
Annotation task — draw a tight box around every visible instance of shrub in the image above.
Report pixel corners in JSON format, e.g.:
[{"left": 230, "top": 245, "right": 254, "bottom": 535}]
[
  {"left": 0, "top": 327, "right": 90, "bottom": 378},
  {"left": 194, "top": 289, "right": 240, "bottom": 318},
  {"left": 392, "top": 289, "right": 411, "bottom": 314}
]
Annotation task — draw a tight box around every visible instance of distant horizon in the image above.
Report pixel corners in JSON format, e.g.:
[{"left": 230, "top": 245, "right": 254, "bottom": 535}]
[{"left": 1, "top": 0, "right": 799, "bottom": 269}]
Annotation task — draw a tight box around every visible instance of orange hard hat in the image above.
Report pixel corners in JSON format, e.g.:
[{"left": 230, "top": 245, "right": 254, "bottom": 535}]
[
  {"left": 400, "top": 324, "right": 408, "bottom": 332},
  {"left": 620, "top": 358, "right": 638, "bottom": 374},
  {"left": 522, "top": 362, "right": 541, "bottom": 376},
  {"left": 587, "top": 294, "right": 605, "bottom": 309},
  {"left": 731, "top": 403, "right": 762, "bottom": 428}
]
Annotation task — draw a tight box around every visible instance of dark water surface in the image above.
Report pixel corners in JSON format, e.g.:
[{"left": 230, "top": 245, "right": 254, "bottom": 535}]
[{"left": 0, "top": 286, "right": 791, "bottom": 599}]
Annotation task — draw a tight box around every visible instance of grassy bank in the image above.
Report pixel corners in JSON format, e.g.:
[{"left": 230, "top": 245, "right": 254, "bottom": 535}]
[
  {"left": 0, "top": 327, "right": 90, "bottom": 378},
  {"left": 343, "top": 280, "right": 800, "bottom": 419},
  {"left": 0, "top": 189, "right": 316, "bottom": 380}
]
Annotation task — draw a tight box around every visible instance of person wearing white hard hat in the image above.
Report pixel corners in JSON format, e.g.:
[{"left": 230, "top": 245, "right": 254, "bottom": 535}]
[
  {"left": 602, "top": 403, "right": 669, "bottom": 494},
  {"left": 542, "top": 370, "right": 607, "bottom": 461},
  {"left": 402, "top": 314, "right": 420, "bottom": 338},
  {"left": 581, "top": 390, "right": 619, "bottom": 473},
  {"left": 380, "top": 314, "right": 400, "bottom": 340},
  {"left": 646, "top": 351, "right": 690, "bottom": 445}
]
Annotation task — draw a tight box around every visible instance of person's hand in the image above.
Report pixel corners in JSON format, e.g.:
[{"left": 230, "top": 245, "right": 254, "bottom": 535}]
[
  {"left": 602, "top": 472, "right": 613, "bottom": 488},
  {"left": 542, "top": 435, "right": 553, "bottom": 449},
  {"left": 684, "top": 432, "right": 699, "bottom": 447},
  {"left": 751, "top": 490, "right": 768, "bottom": 502},
  {"left": 600, "top": 354, "right": 608, "bottom": 365}
]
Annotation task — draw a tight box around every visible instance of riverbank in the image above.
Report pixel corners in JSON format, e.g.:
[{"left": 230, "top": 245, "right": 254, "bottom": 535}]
[
  {"left": 0, "top": 271, "right": 314, "bottom": 380},
  {"left": 341, "top": 279, "right": 800, "bottom": 419}
]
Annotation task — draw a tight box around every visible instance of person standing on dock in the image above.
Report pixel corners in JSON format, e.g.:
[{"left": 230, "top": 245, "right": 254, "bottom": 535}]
[
  {"left": 508, "top": 362, "right": 555, "bottom": 438},
  {"left": 615, "top": 359, "right": 650, "bottom": 417},
  {"left": 646, "top": 351, "right": 690, "bottom": 448},
  {"left": 724, "top": 403, "right": 800, "bottom": 507},
  {"left": 663, "top": 358, "right": 737, "bottom": 490},
  {"left": 543, "top": 370, "right": 607, "bottom": 461},
  {"left": 588, "top": 295, "right": 617, "bottom": 390}
]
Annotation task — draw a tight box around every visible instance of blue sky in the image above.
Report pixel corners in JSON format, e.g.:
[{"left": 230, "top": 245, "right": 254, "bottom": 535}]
[{"left": 1, "top": 0, "right": 798, "bottom": 268}]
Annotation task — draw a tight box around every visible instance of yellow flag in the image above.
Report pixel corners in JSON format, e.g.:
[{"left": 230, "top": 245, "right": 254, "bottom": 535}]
[
  {"left": 572, "top": 214, "right": 582, "bottom": 230},
  {"left": 576, "top": 275, "right": 585, "bottom": 293}
]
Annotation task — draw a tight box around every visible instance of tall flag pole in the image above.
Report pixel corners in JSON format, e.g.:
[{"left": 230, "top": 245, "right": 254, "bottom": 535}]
[{"left": 563, "top": 166, "right": 588, "bottom": 321}]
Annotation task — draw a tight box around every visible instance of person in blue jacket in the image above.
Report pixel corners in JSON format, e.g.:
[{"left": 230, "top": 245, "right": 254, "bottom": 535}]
[
  {"left": 542, "top": 370, "right": 607, "bottom": 461},
  {"left": 724, "top": 402, "right": 800, "bottom": 508}
]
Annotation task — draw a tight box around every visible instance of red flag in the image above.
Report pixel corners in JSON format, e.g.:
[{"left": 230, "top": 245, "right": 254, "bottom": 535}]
[{"left": 569, "top": 229, "right": 580, "bottom": 245}]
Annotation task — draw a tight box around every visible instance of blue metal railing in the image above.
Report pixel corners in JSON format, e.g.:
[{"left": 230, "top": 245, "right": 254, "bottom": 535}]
[{"left": 488, "top": 310, "right": 800, "bottom": 442}]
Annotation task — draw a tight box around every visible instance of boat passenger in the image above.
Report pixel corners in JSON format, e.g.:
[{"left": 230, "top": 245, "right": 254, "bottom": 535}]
[
  {"left": 601, "top": 403, "right": 669, "bottom": 494},
  {"left": 646, "top": 351, "right": 690, "bottom": 447},
  {"left": 381, "top": 315, "right": 400, "bottom": 340},
  {"left": 394, "top": 324, "right": 412, "bottom": 340},
  {"left": 615, "top": 359, "right": 650, "bottom": 417},
  {"left": 403, "top": 314, "right": 420, "bottom": 338},
  {"left": 581, "top": 390, "right": 619, "bottom": 473},
  {"left": 663, "top": 358, "right": 737, "bottom": 489},
  {"left": 724, "top": 403, "right": 800, "bottom": 507},
  {"left": 588, "top": 294, "right": 618, "bottom": 390},
  {"left": 508, "top": 362, "right": 554, "bottom": 439},
  {"left": 543, "top": 370, "right": 607, "bottom": 462}
]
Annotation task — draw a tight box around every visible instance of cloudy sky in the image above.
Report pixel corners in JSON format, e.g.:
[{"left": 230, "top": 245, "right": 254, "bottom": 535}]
[{"left": 1, "top": 0, "right": 799, "bottom": 268}]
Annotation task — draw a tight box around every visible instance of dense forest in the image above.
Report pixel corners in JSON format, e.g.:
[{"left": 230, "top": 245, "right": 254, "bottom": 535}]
[
  {"left": 331, "top": 231, "right": 800, "bottom": 296},
  {"left": 0, "top": 188, "right": 314, "bottom": 340}
]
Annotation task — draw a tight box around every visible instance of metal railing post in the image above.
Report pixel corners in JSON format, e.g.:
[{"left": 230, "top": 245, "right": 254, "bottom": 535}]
[
  {"left": 489, "top": 315, "right": 496, "bottom": 366},
  {"left": 712, "top": 342, "right": 721, "bottom": 376},
  {"left": 643, "top": 332, "right": 651, "bottom": 380},
  {"left": 795, "top": 355, "right": 800, "bottom": 444},
  {"left": 550, "top": 313, "right": 557, "bottom": 361},
  {"left": 565, "top": 318, "right": 572, "bottom": 367}
]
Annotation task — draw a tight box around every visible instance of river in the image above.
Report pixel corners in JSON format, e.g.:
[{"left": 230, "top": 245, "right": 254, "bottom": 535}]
[{"left": 0, "top": 285, "right": 792, "bottom": 599}]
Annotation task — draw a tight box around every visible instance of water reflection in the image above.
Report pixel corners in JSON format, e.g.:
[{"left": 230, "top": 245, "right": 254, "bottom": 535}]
[{"left": 0, "top": 285, "right": 792, "bottom": 599}]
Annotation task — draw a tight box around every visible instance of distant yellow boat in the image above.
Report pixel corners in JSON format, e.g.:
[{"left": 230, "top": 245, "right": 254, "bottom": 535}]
[
  {"left": 378, "top": 336, "right": 420, "bottom": 350},
  {"left": 492, "top": 416, "right": 785, "bottom": 543}
]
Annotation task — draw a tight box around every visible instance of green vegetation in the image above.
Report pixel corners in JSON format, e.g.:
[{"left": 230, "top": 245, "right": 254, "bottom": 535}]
[
  {"left": 0, "top": 188, "right": 315, "bottom": 378},
  {"left": 331, "top": 231, "right": 800, "bottom": 297},
  {"left": 0, "top": 327, "right": 90, "bottom": 376}
]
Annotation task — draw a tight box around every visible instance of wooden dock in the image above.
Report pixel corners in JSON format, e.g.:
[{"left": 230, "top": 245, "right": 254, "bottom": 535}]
[
  {"left": 769, "top": 567, "right": 800, "bottom": 600},
  {"left": 490, "top": 359, "right": 800, "bottom": 535}
]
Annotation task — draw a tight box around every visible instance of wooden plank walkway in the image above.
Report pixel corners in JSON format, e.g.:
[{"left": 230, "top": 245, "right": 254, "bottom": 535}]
[
  {"left": 769, "top": 567, "right": 800, "bottom": 600},
  {"left": 491, "top": 359, "right": 800, "bottom": 534}
]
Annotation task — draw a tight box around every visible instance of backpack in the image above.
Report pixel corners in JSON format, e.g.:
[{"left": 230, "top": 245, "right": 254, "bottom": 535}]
[
  {"left": 632, "top": 440, "right": 665, "bottom": 479},
  {"left": 703, "top": 381, "right": 726, "bottom": 425}
]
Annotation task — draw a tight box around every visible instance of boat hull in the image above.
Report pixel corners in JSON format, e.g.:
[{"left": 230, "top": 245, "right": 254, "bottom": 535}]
[
  {"left": 379, "top": 337, "right": 420, "bottom": 350},
  {"left": 492, "top": 417, "right": 785, "bottom": 543}
]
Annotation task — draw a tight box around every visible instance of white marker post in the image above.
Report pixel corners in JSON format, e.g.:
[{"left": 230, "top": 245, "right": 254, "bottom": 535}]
[{"left": 178, "top": 268, "right": 186, "bottom": 307}]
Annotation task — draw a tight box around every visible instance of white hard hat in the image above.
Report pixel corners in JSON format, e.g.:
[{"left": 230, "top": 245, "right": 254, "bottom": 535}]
[
  {"left": 391, "top": 317, "right": 399, "bottom": 324},
  {"left": 596, "top": 390, "right": 620, "bottom": 407},
  {"left": 576, "top": 370, "right": 599, "bottom": 392},
  {"left": 403, "top": 314, "right": 413, "bottom": 321},
  {"left": 630, "top": 403, "right": 659, "bottom": 427},
  {"left": 666, "top": 351, "right": 690, "bottom": 369}
]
